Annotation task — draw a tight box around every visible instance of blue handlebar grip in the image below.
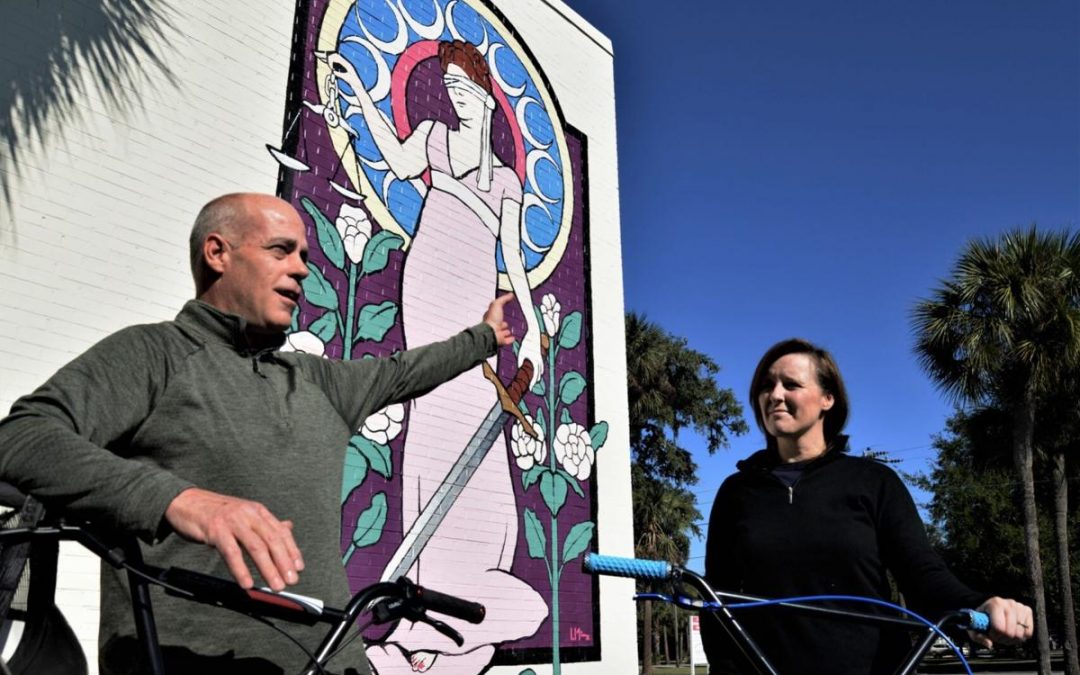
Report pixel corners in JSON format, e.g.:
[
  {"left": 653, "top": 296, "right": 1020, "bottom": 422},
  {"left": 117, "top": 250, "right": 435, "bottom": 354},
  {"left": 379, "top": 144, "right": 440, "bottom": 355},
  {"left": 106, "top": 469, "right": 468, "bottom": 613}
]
[
  {"left": 963, "top": 609, "right": 990, "bottom": 633},
  {"left": 583, "top": 553, "right": 673, "bottom": 580}
]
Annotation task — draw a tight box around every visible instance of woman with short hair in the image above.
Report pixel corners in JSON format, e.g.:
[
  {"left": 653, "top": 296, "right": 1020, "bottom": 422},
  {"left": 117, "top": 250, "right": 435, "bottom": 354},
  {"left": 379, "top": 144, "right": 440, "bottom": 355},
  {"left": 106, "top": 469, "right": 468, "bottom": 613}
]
[{"left": 702, "top": 338, "right": 1032, "bottom": 674}]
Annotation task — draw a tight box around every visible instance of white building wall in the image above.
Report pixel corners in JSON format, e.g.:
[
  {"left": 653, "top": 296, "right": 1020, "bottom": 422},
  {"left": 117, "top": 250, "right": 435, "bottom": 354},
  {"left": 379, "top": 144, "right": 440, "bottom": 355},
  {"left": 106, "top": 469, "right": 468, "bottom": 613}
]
[{"left": 0, "top": 0, "right": 633, "bottom": 672}]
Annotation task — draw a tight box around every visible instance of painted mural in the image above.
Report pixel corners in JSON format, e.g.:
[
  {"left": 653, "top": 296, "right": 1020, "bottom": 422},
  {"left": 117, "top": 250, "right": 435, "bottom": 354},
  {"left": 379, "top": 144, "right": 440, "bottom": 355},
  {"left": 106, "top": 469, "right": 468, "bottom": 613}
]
[{"left": 270, "top": 1, "right": 603, "bottom": 673}]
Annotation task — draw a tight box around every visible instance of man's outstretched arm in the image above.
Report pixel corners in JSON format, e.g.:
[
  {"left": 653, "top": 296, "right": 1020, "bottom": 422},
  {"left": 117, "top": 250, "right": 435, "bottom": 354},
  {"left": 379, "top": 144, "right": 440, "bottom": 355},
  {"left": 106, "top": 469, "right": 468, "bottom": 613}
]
[{"left": 163, "top": 294, "right": 519, "bottom": 591}]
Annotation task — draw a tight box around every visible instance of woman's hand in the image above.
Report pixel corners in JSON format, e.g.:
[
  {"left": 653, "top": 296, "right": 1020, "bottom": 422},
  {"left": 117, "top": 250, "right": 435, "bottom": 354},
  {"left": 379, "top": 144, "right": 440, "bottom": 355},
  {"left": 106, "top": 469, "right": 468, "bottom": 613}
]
[
  {"left": 326, "top": 52, "right": 373, "bottom": 107},
  {"left": 968, "top": 596, "right": 1034, "bottom": 648},
  {"left": 517, "top": 326, "right": 545, "bottom": 389}
]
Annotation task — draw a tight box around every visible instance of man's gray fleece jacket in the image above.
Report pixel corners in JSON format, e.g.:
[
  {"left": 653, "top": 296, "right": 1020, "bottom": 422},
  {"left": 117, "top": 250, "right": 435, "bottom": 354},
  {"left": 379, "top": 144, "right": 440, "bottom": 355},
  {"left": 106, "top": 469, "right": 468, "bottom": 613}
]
[{"left": 0, "top": 300, "right": 498, "bottom": 674}]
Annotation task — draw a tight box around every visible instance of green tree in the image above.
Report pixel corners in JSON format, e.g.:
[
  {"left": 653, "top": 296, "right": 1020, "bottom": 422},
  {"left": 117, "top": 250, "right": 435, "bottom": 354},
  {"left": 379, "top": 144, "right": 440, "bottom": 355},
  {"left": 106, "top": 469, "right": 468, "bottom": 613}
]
[
  {"left": 626, "top": 313, "right": 748, "bottom": 675},
  {"left": 913, "top": 406, "right": 1080, "bottom": 664},
  {"left": 913, "top": 409, "right": 1031, "bottom": 599},
  {"left": 912, "top": 227, "right": 1080, "bottom": 674}
]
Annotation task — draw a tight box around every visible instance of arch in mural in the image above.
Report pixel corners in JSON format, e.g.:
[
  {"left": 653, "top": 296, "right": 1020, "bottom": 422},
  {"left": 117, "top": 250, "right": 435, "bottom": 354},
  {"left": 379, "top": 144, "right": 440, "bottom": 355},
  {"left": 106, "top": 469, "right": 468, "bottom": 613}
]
[{"left": 272, "top": 1, "right": 602, "bottom": 672}]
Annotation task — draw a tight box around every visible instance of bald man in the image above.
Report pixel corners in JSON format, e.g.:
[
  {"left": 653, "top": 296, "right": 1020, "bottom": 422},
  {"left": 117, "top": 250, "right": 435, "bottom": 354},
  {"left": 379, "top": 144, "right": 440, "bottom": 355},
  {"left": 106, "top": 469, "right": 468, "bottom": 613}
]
[{"left": 0, "top": 193, "right": 517, "bottom": 674}]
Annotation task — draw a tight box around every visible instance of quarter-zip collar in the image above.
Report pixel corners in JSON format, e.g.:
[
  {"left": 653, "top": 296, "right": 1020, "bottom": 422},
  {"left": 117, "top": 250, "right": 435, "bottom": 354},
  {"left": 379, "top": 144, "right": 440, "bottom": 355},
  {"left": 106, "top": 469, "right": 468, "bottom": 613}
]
[
  {"left": 735, "top": 435, "right": 851, "bottom": 477},
  {"left": 174, "top": 299, "right": 286, "bottom": 356},
  {"left": 736, "top": 438, "right": 850, "bottom": 504}
]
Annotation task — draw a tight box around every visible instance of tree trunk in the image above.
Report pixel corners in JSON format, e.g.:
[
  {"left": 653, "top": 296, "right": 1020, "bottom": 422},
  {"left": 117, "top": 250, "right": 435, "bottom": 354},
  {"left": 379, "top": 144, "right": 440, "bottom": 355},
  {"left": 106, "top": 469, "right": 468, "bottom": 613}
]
[
  {"left": 1014, "top": 390, "right": 1052, "bottom": 675},
  {"left": 656, "top": 617, "right": 665, "bottom": 660},
  {"left": 642, "top": 598, "right": 653, "bottom": 675},
  {"left": 1051, "top": 451, "right": 1080, "bottom": 675},
  {"left": 675, "top": 610, "right": 683, "bottom": 665}
]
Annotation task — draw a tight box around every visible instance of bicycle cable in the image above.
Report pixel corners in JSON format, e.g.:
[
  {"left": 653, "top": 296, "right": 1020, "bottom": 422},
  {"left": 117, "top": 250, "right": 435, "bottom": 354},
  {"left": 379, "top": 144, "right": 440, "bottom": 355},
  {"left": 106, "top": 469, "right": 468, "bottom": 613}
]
[
  {"left": 321, "top": 589, "right": 408, "bottom": 668},
  {"left": 118, "top": 560, "right": 328, "bottom": 675},
  {"left": 117, "top": 561, "right": 195, "bottom": 599},
  {"left": 321, "top": 615, "right": 376, "bottom": 668},
  {"left": 717, "top": 594, "right": 976, "bottom": 675},
  {"left": 243, "top": 614, "right": 327, "bottom": 675}
]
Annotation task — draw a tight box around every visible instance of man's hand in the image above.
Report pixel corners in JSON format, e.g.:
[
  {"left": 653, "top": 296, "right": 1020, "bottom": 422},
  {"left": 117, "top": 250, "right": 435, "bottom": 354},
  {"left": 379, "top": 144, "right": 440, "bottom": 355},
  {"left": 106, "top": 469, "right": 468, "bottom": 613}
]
[
  {"left": 164, "top": 487, "right": 304, "bottom": 591},
  {"left": 968, "top": 596, "right": 1034, "bottom": 648},
  {"left": 484, "top": 293, "right": 516, "bottom": 346}
]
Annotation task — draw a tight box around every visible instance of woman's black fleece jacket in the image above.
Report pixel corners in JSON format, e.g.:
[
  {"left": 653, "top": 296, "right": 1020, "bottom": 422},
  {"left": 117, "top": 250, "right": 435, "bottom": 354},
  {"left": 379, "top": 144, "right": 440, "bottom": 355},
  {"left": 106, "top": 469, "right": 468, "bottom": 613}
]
[{"left": 701, "top": 446, "right": 987, "bottom": 675}]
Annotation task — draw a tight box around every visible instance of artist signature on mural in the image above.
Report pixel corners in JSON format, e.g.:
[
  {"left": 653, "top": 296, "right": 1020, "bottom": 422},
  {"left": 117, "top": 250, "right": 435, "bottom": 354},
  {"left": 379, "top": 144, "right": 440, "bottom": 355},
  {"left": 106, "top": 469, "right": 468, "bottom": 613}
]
[{"left": 567, "top": 626, "right": 592, "bottom": 643}]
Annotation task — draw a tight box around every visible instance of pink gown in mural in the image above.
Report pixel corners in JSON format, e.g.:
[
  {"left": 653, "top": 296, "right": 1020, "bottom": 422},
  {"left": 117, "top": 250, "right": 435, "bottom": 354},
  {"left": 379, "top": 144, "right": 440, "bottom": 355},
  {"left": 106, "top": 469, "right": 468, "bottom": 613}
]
[{"left": 365, "top": 123, "right": 546, "bottom": 674}]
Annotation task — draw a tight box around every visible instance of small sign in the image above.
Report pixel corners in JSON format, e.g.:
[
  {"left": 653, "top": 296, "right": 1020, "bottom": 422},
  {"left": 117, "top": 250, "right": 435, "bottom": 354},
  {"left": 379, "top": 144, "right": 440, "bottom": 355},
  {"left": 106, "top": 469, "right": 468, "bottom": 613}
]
[{"left": 690, "top": 615, "right": 708, "bottom": 673}]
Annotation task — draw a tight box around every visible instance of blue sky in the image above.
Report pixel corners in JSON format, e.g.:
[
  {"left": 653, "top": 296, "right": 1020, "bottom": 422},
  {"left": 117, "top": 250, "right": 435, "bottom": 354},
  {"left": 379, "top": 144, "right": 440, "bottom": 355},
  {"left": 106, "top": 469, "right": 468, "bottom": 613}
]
[{"left": 565, "top": 0, "right": 1079, "bottom": 570}]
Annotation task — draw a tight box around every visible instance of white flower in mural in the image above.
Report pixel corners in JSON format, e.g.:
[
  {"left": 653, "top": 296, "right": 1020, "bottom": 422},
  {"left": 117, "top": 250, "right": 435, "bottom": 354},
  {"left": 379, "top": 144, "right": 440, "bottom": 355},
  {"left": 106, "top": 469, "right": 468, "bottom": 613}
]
[
  {"left": 510, "top": 414, "right": 547, "bottom": 470},
  {"left": 360, "top": 403, "right": 405, "bottom": 445},
  {"left": 540, "top": 293, "right": 561, "bottom": 337},
  {"left": 280, "top": 331, "right": 326, "bottom": 357},
  {"left": 336, "top": 203, "right": 372, "bottom": 265},
  {"left": 554, "top": 422, "right": 594, "bottom": 481}
]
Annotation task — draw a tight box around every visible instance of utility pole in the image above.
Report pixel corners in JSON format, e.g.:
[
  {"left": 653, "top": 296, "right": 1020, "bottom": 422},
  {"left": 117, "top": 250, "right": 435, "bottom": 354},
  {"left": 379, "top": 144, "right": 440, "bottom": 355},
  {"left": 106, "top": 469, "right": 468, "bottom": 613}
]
[{"left": 860, "top": 447, "right": 901, "bottom": 465}]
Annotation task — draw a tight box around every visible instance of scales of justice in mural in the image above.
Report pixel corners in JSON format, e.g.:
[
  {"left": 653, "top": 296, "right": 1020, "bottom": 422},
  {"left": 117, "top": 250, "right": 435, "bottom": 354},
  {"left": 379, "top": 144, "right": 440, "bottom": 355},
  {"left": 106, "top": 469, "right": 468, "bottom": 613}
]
[{"left": 269, "top": 0, "right": 607, "bottom": 673}]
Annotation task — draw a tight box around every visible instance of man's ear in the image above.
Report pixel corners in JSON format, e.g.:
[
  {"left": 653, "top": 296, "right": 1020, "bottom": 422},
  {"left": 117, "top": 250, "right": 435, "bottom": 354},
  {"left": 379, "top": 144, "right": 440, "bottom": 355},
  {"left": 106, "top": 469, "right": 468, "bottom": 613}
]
[{"left": 203, "top": 233, "right": 229, "bottom": 274}]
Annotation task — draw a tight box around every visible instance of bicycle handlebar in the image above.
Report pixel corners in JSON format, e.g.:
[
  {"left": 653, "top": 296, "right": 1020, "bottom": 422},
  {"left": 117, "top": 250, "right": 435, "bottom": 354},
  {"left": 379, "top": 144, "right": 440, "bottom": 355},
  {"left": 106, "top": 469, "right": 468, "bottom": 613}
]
[
  {"left": 410, "top": 583, "right": 486, "bottom": 624},
  {"left": 0, "top": 516, "right": 487, "bottom": 674},
  {"left": 583, "top": 552, "right": 991, "bottom": 632},
  {"left": 583, "top": 553, "right": 674, "bottom": 580}
]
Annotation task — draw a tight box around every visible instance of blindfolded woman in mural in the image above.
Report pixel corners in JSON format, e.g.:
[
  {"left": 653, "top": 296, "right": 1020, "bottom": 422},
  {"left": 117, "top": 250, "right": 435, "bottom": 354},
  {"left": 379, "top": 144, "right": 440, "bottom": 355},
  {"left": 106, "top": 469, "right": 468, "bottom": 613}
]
[{"left": 327, "top": 39, "right": 546, "bottom": 674}]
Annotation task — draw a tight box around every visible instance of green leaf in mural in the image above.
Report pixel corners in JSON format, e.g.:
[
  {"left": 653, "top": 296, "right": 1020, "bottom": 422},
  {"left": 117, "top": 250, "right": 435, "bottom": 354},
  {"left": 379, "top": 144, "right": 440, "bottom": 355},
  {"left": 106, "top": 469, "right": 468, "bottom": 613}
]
[
  {"left": 531, "top": 375, "right": 546, "bottom": 396},
  {"left": 518, "top": 670, "right": 537, "bottom": 675},
  {"left": 302, "top": 263, "right": 339, "bottom": 311},
  {"left": 558, "top": 311, "right": 583, "bottom": 350},
  {"left": 361, "top": 231, "right": 404, "bottom": 276},
  {"left": 301, "top": 197, "right": 345, "bottom": 270},
  {"left": 523, "top": 508, "right": 546, "bottom": 559},
  {"left": 342, "top": 440, "right": 370, "bottom": 503},
  {"left": 351, "top": 435, "right": 392, "bottom": 479},
  {"left": 290, "top": 305, "right": 300, "bottom": 333},
  {"left": 589, "top": 421, "right": 609, "bottom": 451},
  {"left": 309, "top": 310, "right": 338, "bottom": 343},
  {"left": 558, "top": 371, "right": 586, "bottom": 406},
  {"left": 521, "top": 465, "right": 545, "bottom": 491},
  {"left": 562, "top": 521, "right": 595, "bottom": 565},
  {"left": 561, "top": 407, "right": 573, "bottom": 425},
  {"left": 534, "top": 408, "right": 546, "bottom": 436},
  {"left": 351, "top": 492, "right": 387, "bottom": 548},
  {"left": 558, "top": 469, "right": 585, "bottom": 498},
  {"left": 356, "top": 301, "right": 398, "bottom": 342},
  {"left": 540, "top": 471, "right": 568, "bottom": 517}
]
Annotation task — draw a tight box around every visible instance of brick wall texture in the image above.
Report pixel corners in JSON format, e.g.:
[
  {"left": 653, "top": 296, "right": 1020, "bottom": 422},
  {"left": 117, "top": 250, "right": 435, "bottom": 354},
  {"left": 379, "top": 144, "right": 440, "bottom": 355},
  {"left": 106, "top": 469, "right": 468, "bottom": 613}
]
[{"left": 0, "top": 1, "right": 634, "bottom": 672}]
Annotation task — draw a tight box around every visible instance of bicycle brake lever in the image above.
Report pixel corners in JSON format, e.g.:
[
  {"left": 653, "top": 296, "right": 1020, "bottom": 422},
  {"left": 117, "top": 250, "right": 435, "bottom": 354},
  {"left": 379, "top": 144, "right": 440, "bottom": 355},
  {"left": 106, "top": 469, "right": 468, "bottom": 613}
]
[
  {"left": 377, "top": 600, "right": 465, "bottom": 647},
  {"left": 423, "top": 614, "right": 464, "bottom": 647}
]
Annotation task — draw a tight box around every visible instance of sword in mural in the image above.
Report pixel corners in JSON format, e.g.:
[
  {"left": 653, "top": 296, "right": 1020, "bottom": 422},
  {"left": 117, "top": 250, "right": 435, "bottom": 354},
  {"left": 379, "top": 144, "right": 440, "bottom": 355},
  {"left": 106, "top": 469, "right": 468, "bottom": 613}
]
[{"left": 380, "top": 341, "right": 546, "bottom": 582}]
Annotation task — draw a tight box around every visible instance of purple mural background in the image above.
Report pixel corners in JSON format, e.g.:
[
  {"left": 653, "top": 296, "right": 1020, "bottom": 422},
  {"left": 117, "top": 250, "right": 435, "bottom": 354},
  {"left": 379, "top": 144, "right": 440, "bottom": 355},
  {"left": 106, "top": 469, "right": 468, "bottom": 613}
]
[{"left": 276, "top": 0, "right": 599, "bottom": 664}]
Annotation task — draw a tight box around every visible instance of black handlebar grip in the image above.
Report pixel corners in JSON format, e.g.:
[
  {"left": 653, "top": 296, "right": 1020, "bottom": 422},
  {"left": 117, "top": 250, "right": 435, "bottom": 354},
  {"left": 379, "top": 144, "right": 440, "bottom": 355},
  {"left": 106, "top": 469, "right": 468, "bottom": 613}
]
[{"left": 414, "top": 584, "right": 486, "bottom": 624}]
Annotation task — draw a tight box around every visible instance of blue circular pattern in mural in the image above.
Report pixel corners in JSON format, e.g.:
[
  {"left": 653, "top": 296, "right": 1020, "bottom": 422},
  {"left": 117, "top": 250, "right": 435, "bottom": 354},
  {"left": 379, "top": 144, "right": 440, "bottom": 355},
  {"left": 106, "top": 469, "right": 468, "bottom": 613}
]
[{"left": 329, "top": 0, "right": 569, "bottom": 274}]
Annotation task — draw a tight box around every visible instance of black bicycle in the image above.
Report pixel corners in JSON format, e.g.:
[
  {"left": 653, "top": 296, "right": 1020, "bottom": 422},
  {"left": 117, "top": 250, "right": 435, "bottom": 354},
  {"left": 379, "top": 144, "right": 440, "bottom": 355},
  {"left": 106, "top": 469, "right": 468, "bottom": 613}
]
[
  {"left": 583, "top": 552, "right": 991, "bottom": 675},
  {"left": 0, "top": 488, "right": 484, "bottom": 675}
]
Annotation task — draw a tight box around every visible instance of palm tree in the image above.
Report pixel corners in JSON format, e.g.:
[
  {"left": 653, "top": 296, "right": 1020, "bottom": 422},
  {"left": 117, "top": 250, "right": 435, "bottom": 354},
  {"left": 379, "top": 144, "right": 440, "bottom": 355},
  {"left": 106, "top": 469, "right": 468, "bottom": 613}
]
[
  {"left": 633, "top": 466, "right": 699, "bottom": 675},
  {"left": 625, "top": 312, "right": 748, "bottom": 674},
  {"left": 1038, "top": 372, "right": 1080, "bottom": 675},
  {"left": 912, "top": 227, "right": 1080, "bottom": 675}
]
